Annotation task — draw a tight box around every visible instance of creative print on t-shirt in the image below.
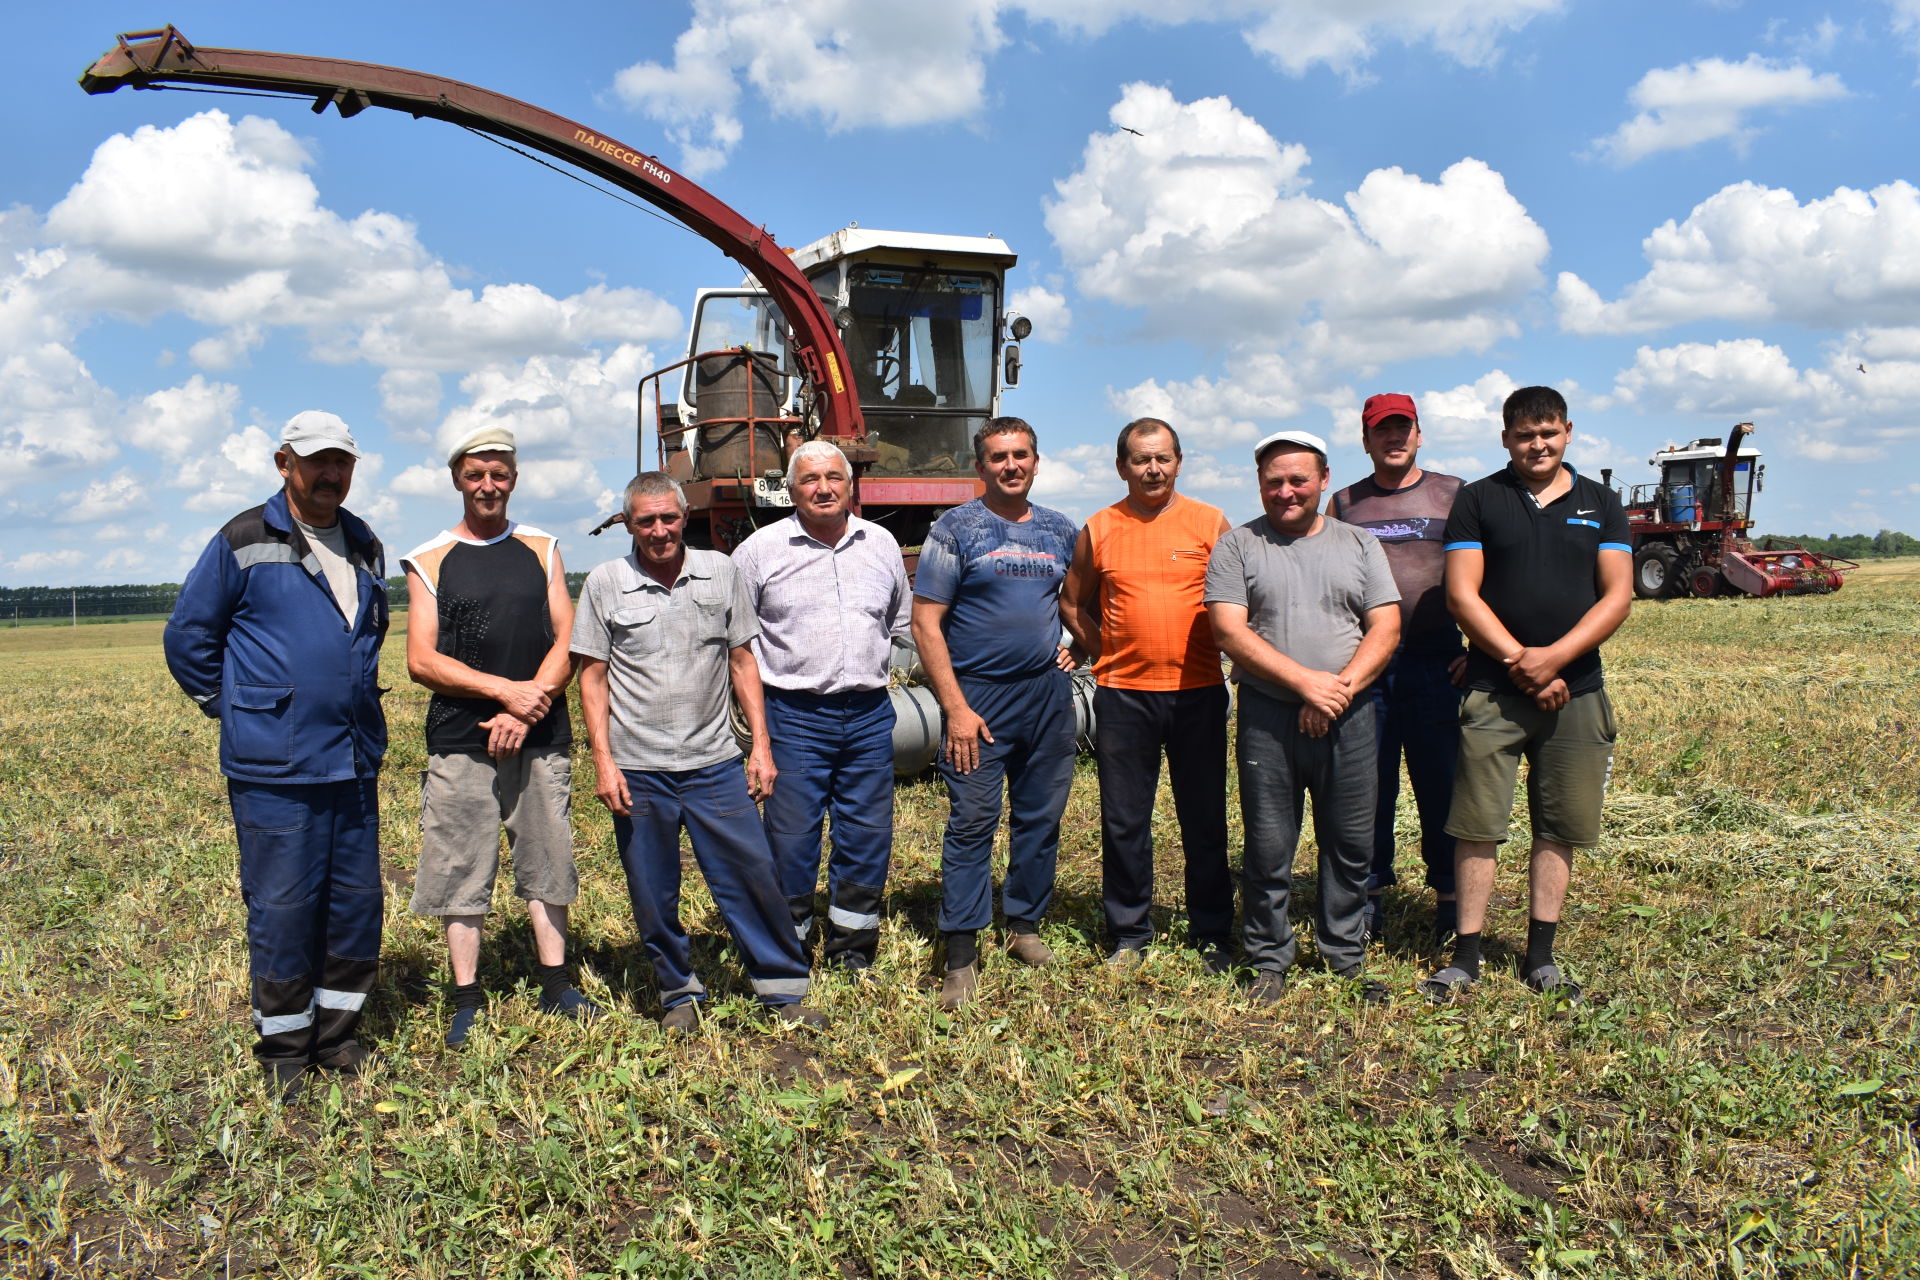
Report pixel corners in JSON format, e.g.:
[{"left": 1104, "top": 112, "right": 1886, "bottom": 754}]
[{"left": 984, "top": 544, "right": 1065, "bottom": 580}]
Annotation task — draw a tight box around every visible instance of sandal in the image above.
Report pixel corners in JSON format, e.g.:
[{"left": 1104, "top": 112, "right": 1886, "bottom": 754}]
[
  {"left": 1419, "top": 965, "right": 1476, "bottom": 1004},
  {"left": 1524, "top": 963, "right": 1584, "bottom": 1005}
]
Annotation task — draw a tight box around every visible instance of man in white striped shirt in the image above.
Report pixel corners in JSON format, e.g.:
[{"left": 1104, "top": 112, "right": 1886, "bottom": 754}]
[{"left": 733, "top": 441, "right": 912, "bottom": 973}]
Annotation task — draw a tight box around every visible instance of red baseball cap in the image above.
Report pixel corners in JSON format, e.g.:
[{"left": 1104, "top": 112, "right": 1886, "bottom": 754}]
[{"left": 1361, "top": 393, "right": 1419, "bottom": 430}]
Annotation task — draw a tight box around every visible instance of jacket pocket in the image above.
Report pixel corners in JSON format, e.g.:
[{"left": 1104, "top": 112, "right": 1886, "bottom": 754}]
[{"left": 228, "top": 683, "right": 294, "bottom": 767}]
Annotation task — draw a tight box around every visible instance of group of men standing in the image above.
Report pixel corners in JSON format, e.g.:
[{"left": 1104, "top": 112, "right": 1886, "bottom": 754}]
[{"left": 166, "top": 382, "right": 1631, "bottom": 1097}]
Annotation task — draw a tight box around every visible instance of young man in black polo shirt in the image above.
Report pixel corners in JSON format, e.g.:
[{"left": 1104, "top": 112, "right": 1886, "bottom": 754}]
[{"left": 1422, "top": 387, "right": 1632, "bottom": 1003}]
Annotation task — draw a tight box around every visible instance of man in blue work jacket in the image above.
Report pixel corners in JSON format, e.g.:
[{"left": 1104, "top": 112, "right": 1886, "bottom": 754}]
[{"left": 165, "top": 410, "right": 390, "bottom": 1099}]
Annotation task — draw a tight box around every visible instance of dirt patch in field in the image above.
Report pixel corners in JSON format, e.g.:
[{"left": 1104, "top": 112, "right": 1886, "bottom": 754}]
[{"left": 1464, "top": 1135, "right": 1562, "bottom": 1203}]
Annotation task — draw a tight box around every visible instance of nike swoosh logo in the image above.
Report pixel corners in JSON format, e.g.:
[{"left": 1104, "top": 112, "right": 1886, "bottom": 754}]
[{"left": 1575, "top": 508, "right": 1596, "bottom": 515}]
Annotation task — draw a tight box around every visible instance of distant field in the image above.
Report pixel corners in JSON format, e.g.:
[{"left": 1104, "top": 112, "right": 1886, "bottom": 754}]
[{"left": 1, "top": 564, "right": 1915, "bottom": 1277}]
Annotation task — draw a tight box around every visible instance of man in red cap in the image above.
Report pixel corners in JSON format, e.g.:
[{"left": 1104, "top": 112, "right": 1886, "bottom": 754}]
[{"left": 1328, "top": 394, "right": 1465, "bottom": 950}]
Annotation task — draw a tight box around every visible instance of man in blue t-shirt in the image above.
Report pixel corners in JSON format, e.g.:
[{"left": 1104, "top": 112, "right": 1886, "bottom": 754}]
[{"left": 912, "top": 417, "right": 1080, "bottom": 1012}]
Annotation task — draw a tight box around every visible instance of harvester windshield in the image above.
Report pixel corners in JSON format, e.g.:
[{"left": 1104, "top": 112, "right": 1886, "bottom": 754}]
[{"left": 843, "top": 266, "right": 996, "bottom": 411}]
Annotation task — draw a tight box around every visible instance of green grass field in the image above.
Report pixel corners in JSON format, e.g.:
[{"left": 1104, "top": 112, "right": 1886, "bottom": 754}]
[{"left": 1, "top": 564, "right": 1916, "bottom": 1278}]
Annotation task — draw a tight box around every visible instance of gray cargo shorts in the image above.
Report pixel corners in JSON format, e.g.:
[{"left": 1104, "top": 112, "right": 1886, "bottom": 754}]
[{"left": 411, "top": 746, "right": 578, "bottom": 915}]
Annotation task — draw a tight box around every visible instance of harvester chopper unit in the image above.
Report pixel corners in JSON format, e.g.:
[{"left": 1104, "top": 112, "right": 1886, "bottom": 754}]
[
  {"left": 78, "top": 27, "right": 1055, "bottom": 775},
  {"left": 78, "top": 27, "right": 1033, "bottom": 563},
  {"left": 1600, "top": 422, "right": 1855, "bottom": 600}
]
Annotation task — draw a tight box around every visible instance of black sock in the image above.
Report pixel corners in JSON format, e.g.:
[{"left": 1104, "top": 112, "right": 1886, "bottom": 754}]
[
  {"left": 944, "top": 931, "right": 977, "bottom": 971},
  {"left": 533, "top": 962, "right": 569, "bottom": 1002},
  {"left": 1006, "top": 917, "right": 1038, "bottom": 936},
  {"left": 1434, "top": 899, "right": 1459, "bottom": 937},
  {"left": 1526, "top": 918, "right": 1558, "bottom": 974},
  {"left": 451, "top": 981, "right": 486, "bottom": 1011},
  {"left": 1451, "top": 932, "right": 1483, "bottom": 980}
]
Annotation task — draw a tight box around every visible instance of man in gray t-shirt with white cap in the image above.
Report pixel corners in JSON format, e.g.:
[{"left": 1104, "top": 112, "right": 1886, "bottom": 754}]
[{"left": 1205, "top": 428, "right": 1400, "bottom": 1004}]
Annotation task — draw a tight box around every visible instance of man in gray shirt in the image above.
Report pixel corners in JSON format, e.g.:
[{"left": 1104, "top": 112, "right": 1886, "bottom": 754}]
[
  {"left": 572, "top": 472, "right": 823, "bottom": 1032},
  {"left": 1206, "top": 429, "right": 1400, "bottom": 1003},
  {"left": 733, "top": 441, "right": 910, "bottom": 975}
]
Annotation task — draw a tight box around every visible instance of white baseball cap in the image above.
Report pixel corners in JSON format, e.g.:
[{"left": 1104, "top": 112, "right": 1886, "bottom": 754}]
[
  {"left": 279, "top": 410, "right": 364, "bottom": 459},
  {"left": 1253, "top": 428, "right": 1328, "bottom": 465}
]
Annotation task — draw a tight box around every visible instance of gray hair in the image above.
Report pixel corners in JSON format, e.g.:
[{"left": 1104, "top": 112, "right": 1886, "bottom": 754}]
[
  {"left": 786, "top": 439, "right": 851, "bottom": 489},
  {"left": 623, "top": 471, "right": 687, "bottom": 514}
]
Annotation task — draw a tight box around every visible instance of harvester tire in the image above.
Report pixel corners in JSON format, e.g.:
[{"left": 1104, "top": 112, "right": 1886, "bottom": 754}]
[
  {"left": 1688, "top": 567, "right": 1725, "bottom": 599},
  {"left": 1633, "top": 544, "right": 1676, "bottom": 599}
]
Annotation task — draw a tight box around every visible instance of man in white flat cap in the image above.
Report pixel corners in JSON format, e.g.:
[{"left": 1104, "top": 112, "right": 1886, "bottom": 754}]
[
  {"left": 1204, "top": 428, "right": 1400, "bottom": 1005},
  {"left": 165, "top": 411, "right": 390, "bottom": 1099},
  {"left": 400, "top": 424, "right": 598, "bottom": 1047}
]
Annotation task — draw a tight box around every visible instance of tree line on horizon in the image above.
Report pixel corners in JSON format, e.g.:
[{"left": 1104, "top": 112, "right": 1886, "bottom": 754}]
[{"left": 4, "top": 531, "right": 1916, "bottom": 620}]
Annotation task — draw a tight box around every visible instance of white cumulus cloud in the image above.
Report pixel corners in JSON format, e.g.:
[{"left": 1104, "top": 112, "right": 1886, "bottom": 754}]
[
  {"left": 613, "top": 1, "right": 1561, "bottom": 174},
  {"left": 1592, "top": 55, "right": 1847, "bottom": 165},
  {"left": 55, "top": 470, "right": 147, "bottom": 524},
  {"left": 1048, "top": 85, "right": 1548, "bottom": 365},
  {"left": 0, "top": 343, "right": 119, "bottom": 488},
  {"left": 1006, "top": 286, "right": 1071, "bottom": 343},
  {"left": 1555, "top": 180, "right": 1920, "bottom": 335}
]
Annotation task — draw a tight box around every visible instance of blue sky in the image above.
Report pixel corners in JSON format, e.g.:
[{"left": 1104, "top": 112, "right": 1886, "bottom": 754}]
[{"left": 7, "top": 1, "right": 1920, "bottom": 584}]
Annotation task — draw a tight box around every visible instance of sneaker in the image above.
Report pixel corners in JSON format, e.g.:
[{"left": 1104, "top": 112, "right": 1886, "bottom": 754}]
[
  {"left": 1103, "top": 946, "right": 1146, "bottom": 970},
  {"left": 445, "top": 1003, "right": 484, "bottom": 1049},
  {"left": 660, "top": 1002, "right": 701, "bottom": 1036},
  {"left": 1006, "top": 932, "right": 1054, "bottom": 967},
  {"left": 538, "top": 986, "right": 604, "bottom": 1021},
  {"left": 939, "top": 963, "right": 978, "bottom": 1012},
  {"left": 774, "top": 1004, "right": 829, "bottom": 1030},
  {"left": 1247, "top": 969, "right": 1289, "bottom": 1005}
]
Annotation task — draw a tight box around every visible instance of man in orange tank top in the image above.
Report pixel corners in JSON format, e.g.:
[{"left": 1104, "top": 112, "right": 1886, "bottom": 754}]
[{"left": 1061, "top": 418, "right": 1235, "bottom": 972}]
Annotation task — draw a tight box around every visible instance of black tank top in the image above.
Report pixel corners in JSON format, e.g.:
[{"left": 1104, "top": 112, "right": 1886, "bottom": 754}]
[{"left": 403, "top": 525, "right": 572, "bottom": 753}]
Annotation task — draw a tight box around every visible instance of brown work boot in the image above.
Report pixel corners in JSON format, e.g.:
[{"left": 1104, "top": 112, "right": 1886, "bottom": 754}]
[
  {"left": 660, "top": 1002, "right": 701, "bottom": 1036},
  {"left": 1006, "top": 932, "right": 1054, "bottom": 967},
  {"left": 939, "top": 963, "right": 978, "bottom": 1011}
]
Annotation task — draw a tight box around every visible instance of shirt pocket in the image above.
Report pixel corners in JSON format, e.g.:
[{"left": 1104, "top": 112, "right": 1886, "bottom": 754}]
[
  {"left": 607, "top": 606, "right": 663, "bottom": 657},
  {"left": 227, "top": 683, "right": 294, "bottom": 767}
]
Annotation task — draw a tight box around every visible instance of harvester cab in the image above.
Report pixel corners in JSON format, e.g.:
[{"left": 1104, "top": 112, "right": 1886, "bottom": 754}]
[
  {"left": 1605, "top": 422, "right": 1854, "bottom": 599},
  {"left": 646, "top": 227, "right": 1022, "bottom": 566}
]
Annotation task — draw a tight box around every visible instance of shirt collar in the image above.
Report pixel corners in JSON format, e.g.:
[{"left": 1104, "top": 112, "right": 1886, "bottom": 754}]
[
  {"left": 785, "top": 511, "right": 865, "bottom": 551},
  {"left": 619, "top": 548, "right": 712, "bottom": 593}
]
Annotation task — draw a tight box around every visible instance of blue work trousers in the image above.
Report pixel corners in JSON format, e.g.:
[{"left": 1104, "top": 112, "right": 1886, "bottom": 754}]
[
  {"left": 1368, "top": 649, "right": 1462, "bottom": 896},
  {"left": 763, "top": 687, "right": 896, "bottom": 964},
  {"left": 612, "top": 760, "right": 811, "bottom": 1009},
  {"left": 936, "top": 668, "right": 1076, "bottom": 935},
  {"left": 1236, "top": 689, "right": 1376, "bottom": 975},
  {"left": 227, "top": 777, "right": 383, "bottom": 1067}
]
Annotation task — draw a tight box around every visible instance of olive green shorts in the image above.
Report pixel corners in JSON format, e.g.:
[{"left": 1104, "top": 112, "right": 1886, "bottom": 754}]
[
  {"left": 1444, "top": 687, "right": 1617, "bottom": 848},
  {"left": 411, "top": 746, "right": 578, "bottom": 915}
]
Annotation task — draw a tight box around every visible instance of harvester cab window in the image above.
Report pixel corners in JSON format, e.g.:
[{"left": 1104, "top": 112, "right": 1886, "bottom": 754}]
[
  {"left": 678, "top": 291, "right": 792, "bottom": 415},
  {"left": 844, "top": 266, "right": 994, "bottom": 411}
]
